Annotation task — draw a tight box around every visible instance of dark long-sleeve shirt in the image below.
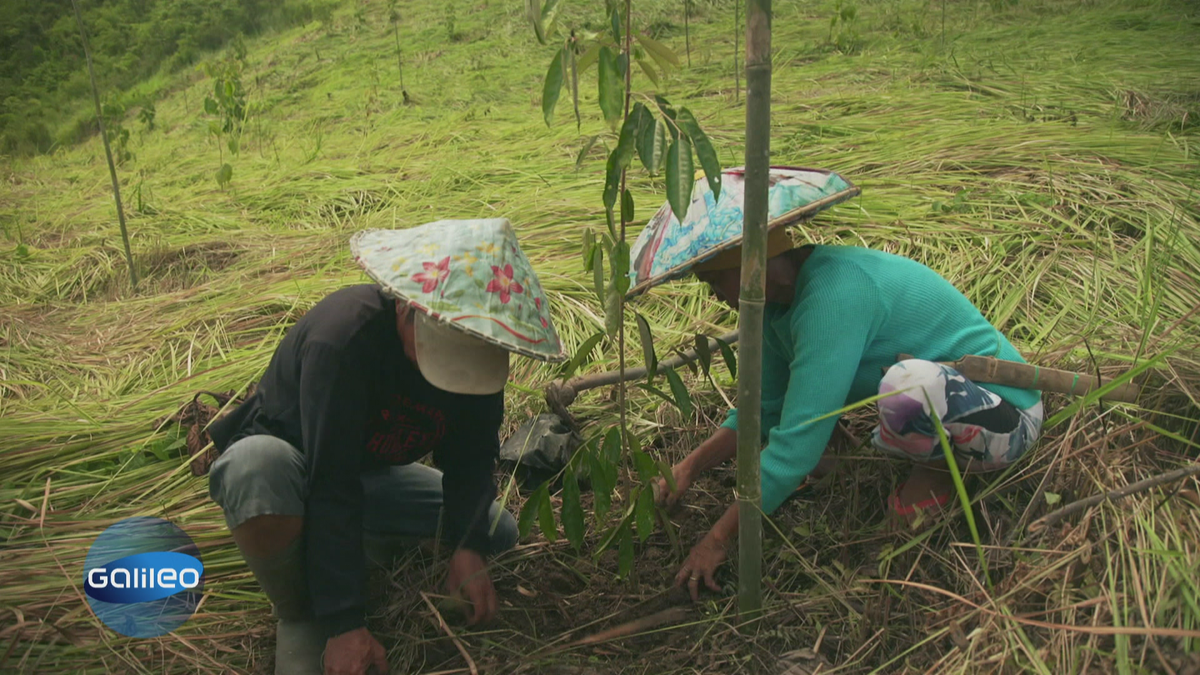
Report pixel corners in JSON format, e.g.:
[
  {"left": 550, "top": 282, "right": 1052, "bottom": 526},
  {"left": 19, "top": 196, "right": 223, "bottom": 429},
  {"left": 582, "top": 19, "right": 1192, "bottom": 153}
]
[{"left": 209, "top": 284, "right": 504, "bottom": 638}]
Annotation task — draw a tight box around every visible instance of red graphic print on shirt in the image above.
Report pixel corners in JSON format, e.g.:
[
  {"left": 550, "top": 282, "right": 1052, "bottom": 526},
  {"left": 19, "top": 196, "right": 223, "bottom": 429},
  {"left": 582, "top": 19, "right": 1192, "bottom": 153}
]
[{"left": 365, "top": 395, "right": 447, "bottom": 464}]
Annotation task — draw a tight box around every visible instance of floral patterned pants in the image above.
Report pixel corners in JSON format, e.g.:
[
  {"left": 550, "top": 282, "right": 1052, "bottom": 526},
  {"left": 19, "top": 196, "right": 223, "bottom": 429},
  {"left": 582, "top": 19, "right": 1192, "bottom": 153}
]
[{"left": 872, "top": 359, "right": 1043, "bottom": 470}]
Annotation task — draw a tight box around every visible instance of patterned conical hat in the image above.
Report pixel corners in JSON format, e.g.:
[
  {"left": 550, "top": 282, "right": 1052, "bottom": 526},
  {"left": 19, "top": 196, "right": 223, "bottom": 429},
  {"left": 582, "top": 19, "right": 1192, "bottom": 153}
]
[
  {"left": 627, "top": 166, "right": 859, "bottom": 298},
  {"left": 351, "top": 219, "right": 566, "bottom": 362}
]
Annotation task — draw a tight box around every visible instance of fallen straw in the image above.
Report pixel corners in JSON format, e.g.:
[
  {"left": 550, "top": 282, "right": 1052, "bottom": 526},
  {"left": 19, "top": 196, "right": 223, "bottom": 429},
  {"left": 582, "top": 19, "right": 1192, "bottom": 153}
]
[
  {"left": 419, "top": 592, "right": 479, "bottom": 675},
  {"left": 567, "top": 607, "right": 691, "bottom": 647}
]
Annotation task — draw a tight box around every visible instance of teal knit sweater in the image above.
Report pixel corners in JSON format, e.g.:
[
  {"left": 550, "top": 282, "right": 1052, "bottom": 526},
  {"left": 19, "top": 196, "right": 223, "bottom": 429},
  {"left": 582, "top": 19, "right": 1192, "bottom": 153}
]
[{"left": 721, "top": 245, "right": 1041, "bottom": 514}]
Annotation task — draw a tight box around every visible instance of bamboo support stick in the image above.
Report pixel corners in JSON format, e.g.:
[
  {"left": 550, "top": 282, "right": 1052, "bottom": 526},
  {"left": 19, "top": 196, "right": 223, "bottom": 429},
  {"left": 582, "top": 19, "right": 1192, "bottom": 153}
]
[
  {"left": 737, "top": 0, "right": 772, "bottom": 618},
  {"left": 1030, "top": 463, "right": 1200, "bottom": 532}
]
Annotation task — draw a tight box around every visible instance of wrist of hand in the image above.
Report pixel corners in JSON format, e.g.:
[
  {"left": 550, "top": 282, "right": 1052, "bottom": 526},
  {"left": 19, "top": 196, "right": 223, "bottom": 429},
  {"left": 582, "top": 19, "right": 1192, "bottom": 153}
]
[
  {"left": 705, "top": 530, "right": 729, "bottom": 547},
  {"left": 679, "top": 454, "right": 701, "bottom": 480}
]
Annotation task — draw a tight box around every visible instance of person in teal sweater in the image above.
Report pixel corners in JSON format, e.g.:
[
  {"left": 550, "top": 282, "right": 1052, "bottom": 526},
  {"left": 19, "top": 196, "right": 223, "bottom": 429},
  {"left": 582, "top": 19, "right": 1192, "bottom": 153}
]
[{"left": 654, "top": 230, "right": 1043, "bottom": 601}]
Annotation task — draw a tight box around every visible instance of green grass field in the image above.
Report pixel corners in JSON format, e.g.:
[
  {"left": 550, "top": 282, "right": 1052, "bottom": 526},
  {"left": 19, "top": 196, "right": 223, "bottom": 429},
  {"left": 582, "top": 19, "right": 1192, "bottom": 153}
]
[{"left": 2, "top": 0, "right": 1198, "bottom": 672}]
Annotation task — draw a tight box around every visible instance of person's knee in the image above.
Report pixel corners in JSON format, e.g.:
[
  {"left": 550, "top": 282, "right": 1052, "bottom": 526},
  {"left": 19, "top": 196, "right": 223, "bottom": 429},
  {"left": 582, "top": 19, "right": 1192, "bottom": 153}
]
[
  {"left": 486, "top": 506, "right": 519, "bottom": 555},
  {"left": 209, "top": 436, "right": 306, "bottom": 527},
  {"left": 880, "top": 359, "right": 948, "bottom": 417},
  {"left": 880, "top": 359, "right": 943, "bottom": 398},
  {"left": 211, "top": 436, "right": 301, "bottom": 492}
]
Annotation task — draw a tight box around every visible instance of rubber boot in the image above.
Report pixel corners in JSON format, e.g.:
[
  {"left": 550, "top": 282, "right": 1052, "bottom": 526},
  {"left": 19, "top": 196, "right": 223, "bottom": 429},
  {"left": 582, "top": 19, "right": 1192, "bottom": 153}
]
[{"left": 241, "top": 538, "right": 325, "bottom": 675}]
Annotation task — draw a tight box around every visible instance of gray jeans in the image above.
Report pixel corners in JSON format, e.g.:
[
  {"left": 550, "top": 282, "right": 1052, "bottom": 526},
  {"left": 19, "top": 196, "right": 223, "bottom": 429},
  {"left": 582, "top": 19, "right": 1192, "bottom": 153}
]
[{"left": 208, "top": 434, "right": 518, "bottom": 555}]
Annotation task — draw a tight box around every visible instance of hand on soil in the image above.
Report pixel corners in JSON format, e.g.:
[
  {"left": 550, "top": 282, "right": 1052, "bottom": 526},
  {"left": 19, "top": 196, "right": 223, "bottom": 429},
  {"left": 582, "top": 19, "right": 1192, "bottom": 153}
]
[
  {"left": 447, "top": 548, "right": 497, "bottom": 625},
  {"left": 674, "top": 535, "right": 727, "bottom": 602},
  {"left": 323, "top": 627, "right": 389, "bottom": 675}
]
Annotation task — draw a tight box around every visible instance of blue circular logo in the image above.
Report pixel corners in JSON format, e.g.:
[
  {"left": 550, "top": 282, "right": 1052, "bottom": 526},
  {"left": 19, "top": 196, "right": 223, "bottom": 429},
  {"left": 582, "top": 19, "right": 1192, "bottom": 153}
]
[{"left": 84, "top": 516, "right": 204, "bottom": 638}]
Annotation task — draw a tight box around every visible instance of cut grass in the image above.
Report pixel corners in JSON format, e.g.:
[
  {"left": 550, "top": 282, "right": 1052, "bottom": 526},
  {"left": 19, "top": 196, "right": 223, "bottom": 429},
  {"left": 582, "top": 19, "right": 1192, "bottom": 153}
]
[{"left": 1, "top": 0, "right": 1198, "bottom": 672}]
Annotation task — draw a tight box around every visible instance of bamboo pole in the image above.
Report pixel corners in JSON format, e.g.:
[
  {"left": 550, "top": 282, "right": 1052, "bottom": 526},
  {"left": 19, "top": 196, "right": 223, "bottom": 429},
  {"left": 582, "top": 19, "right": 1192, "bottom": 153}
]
[
  {"left": 737, "top": 0, "right": 771, "bottom": 617},
  {"left": 71, "top": 0, "right": 138, "bottom": 290},
  {"left": 733, "top": 0, "right": 741, "bottom": 101}
]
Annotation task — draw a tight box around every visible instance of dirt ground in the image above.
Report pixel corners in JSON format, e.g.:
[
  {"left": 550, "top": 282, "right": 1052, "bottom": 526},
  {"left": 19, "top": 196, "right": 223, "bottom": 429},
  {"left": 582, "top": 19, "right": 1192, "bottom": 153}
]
[{"left": 359, "top": 456, "right": 915, "bottom": 675}]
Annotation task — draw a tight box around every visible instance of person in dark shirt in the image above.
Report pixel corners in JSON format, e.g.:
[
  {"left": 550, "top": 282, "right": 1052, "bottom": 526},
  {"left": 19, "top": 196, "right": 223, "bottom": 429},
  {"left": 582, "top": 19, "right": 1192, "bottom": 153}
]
[{"left": 208, "top": 220, "right": 565, "bottom": 675}]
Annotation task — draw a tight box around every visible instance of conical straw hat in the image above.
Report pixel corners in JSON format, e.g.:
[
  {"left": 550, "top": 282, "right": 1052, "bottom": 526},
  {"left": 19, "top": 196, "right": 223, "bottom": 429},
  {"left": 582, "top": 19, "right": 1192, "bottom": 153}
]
[
  {"left": 351, "top": 219, "right": 566, "bottom": 363},
  {"left": 627, "top": 166, "right": 859, "bottom": 298}
]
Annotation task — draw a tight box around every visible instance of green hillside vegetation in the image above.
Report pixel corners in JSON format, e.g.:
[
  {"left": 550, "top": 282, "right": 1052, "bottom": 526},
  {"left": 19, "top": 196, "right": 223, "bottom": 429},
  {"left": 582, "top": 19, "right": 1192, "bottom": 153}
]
[
  {"left": 0, "top": 0, "right": 338, "bottom": 155},
  {"left": 1, "top": 0, "right": 1198, "bottom": 672}
]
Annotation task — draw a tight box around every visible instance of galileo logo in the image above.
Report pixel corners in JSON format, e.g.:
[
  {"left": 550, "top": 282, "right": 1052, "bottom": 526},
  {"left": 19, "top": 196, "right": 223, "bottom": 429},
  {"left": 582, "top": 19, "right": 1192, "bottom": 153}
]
[{"left": 84, "top": 517, "right": 204, "bottom": 638}]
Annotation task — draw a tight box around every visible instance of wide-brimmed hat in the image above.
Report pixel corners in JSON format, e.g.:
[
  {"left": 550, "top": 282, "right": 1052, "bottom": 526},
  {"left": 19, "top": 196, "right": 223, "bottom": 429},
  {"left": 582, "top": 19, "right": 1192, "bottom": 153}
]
[
  {"left": 626, "top": 166, "right": 859, "bottom": 298},
  {"left": 351, "top": 219, "right": 566, "bottom": 394}
]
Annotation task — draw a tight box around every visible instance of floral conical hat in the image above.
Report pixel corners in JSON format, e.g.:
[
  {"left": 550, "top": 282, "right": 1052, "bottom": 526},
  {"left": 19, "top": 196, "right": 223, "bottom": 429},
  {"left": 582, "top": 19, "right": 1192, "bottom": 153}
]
[
  {"left": 351, "top": 219, "right": 566, "bottom": 362},
  {"left": 627, "top": 166, "right": 859, "bottom": 298}
]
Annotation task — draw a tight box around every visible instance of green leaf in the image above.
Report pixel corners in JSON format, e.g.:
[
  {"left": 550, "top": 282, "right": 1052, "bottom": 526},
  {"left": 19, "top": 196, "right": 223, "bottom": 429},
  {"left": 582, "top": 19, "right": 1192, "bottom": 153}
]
[
  {"left": 664, "top": 368, "right": 694, "bottom": 418},
  {"left": 654, "top": 94, "right": 677, "bottom": 121},
  {"left": 204, "top": 97, "right": 218, "bottom": 115},
  {"left": 587, "top": 449, "right": 612, "bottom": 520},
  {"left": 576, "top": 43, "right": 600, "bottom": 72},
  {"left": 1044, "top": 491, "right": 1062, "bottom": 506},
  {"left": 635, "top": 487, "right": 655, "bottom": 542},
  {"left": 542, "top": 0, "right": 561, "bottom": 25},
  {"left": 694, "top": 334, "right": 712, "bottom": 377},
  {"left": 637, "top": 382, "right": 678, "bottom": 408},
  {"left": 561, "top": 469, "right": 585, "bottom": 551},
  {"left": 604, "top": 278, "right": 622, "bottom": 338},
  {"left": 615, "top": 103, "right": 643, "bottom": 169},
  {"left": 636, "top": 33, "right": 681, "bottom": 67},
  {"left": 603, "top": 426, "right": 622, "bottom": 464},
  {"left": 537, "top": 484, "right": 557, "bottom": 542},
  {"left": 611, "top": 240, "right": 630, "bottom": 296},
  {"left": 657, "top": 460, "right": 677, "bottom": 493},
  {"left": 592, "top": 245, "right": 605, "bottom": 304},
  {"left": 672, "top": 346, "right": 699, "bottom": 376},
  {"left": 564, "top": 331, "right": 605, "bottom": 379},
  {"left": 715, "top": 336, "right": 737, "bottom": 378},
  {"left": 542, "top": 47, "right": 565, "bottom": 126},
  {"left": 621, "top": 189, "right": 634, "bottom": 224},
  {"left": 227, "top": 135, "right": 240, "bottom": 155},
  {"left": 633, "top": 451, "right": 657, "bottom": 482},
  {"left": 665, "top": 134, "right": 695, "bottom": 221},
  {"left": 626, "top": 427, "right": 643, "bottom": 455},
  {"left": 598, "top": 47, "right": 624, "bottom": 128},
  {"left": 575, "top": 135, "right": 598, "bottom": 171},
  {"left": 582, "top": 228, "right": 596, "bottom": 270},
  {"left": 603, "top": 149, "right": 623, "bottom": 226},
  {"left": 527, "top": 0, "right": 548, "bottom": 43},
  {"left": 609, "top": 7, "right": 622, "bottom": 45},
  {"left": 635, "top": 33, "right": 680, "bottom": 71},
  {"left": 518, "top": 484, "right": 541, "bottom": 538},
  {"left": 618, "top": 522, "right": 634, "bottom": 577},
  {"left": 676, "top": 107, "right": 721, "bottom": 200},
  {"left": 637, "top": 115, "right": 667, "bottom": 176},
  {"left": 635, "top": 313, "right": 658, "bottom": 384},
  {"left": 635, "top": 55, "right": 660, "bottom": 87},
  {"left": 215, "top": 163, "right": 233, "bottom": 188}
]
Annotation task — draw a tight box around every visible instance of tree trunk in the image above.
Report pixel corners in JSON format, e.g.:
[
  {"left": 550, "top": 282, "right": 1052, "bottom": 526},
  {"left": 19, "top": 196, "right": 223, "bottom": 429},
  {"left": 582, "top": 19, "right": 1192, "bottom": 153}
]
[
  {"left": 71, "top": 0, "right": 138, "bottom": 289},
  {"left": 737, "top": 0, "right": 771, "bottom": 618}
]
